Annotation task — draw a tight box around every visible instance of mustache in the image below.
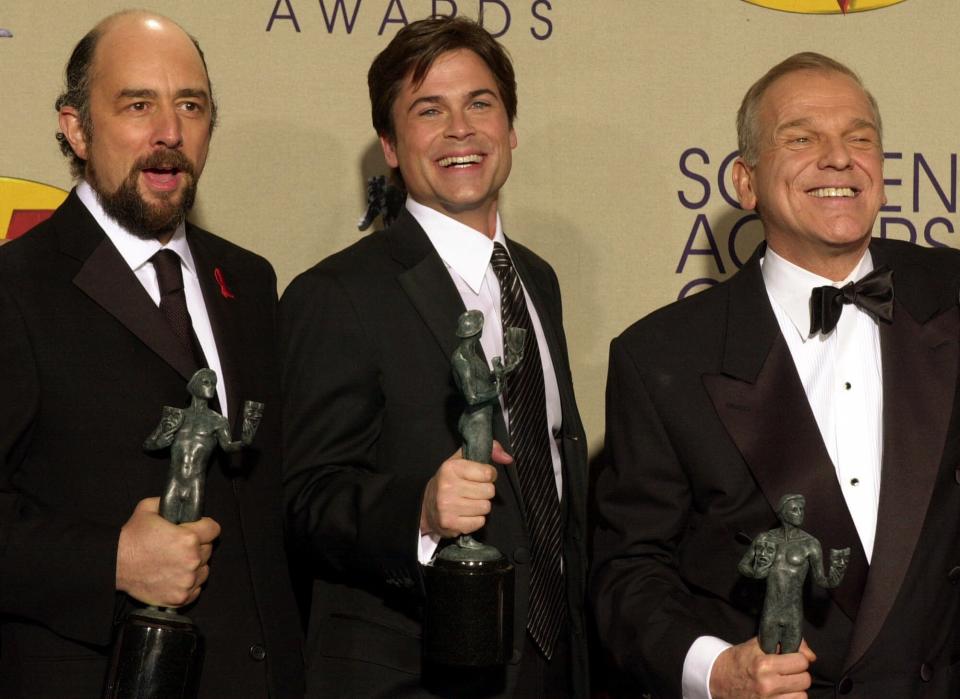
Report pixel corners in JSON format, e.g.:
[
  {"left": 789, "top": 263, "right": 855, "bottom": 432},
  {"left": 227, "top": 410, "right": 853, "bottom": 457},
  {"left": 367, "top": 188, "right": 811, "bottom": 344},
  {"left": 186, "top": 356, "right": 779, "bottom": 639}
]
[{"left": 136, "top": 150, "right": 196, "bottom": 178}]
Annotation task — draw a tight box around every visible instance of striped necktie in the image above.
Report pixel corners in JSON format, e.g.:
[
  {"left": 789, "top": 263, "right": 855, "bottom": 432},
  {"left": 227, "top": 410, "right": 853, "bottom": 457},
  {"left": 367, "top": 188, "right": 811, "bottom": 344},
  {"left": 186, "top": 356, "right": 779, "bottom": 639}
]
[{"left": 490, "top": 241, "right": 565, "bottom": 659}]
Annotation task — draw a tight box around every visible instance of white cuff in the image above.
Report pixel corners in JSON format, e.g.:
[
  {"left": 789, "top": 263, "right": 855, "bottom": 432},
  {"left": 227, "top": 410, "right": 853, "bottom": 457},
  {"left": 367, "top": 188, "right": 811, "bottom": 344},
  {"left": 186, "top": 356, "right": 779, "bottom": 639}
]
[
  {"left": 682, "top": 635, "right": 731, "bottom": 699},
  {"left": 417, "top": 529, "right": 441, "bottom": 564}
]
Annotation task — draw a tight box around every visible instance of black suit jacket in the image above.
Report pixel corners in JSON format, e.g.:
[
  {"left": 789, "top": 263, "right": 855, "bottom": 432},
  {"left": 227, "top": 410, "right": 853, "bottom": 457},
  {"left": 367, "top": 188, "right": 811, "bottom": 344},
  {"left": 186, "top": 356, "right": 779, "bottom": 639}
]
[
  {"left": 280, "top": 209, "right": 589, "bottom": 698},
  {"left": 591, "top": 238, "right": 960, "bottom": 698},
  {"left": 0, "top": 190, "right": 303, "bottom": 698}
]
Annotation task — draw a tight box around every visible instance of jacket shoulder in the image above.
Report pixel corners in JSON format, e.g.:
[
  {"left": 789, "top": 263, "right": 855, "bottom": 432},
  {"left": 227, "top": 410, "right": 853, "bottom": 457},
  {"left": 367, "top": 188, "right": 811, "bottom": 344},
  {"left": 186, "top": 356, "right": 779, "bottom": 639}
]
[
  {"left": 507, "top": 238, "right": 554, "bottom": 274},
  {"left": 875, "top": 236, "right": 960, "bottom": 270},
  {"left": 872, "top": 238, "right": 960, "bottom": 313},
  {"left": 616, "top": 275, "right": 732, "bottom": 357},
  {"left": 283, "top": 229, "right": 398, "bottom": 300},
  {"left": 0, "top": 207, "right": 62, "bottom": 256},
  {"left": 187, "top": 224, "right": 275, "bottom": 279}
]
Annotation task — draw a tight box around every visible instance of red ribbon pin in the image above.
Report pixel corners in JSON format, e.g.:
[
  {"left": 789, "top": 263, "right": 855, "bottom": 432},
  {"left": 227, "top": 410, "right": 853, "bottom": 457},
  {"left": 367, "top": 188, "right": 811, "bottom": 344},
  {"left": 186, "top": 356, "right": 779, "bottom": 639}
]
[{"left": 214, "top": 268, "right": 235, "bottom": 299}]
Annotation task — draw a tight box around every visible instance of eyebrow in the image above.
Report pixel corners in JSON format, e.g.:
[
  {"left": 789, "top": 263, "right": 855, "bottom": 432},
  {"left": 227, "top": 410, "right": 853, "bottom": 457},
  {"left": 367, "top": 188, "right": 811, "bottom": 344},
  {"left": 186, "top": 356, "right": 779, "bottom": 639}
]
[
  {"left": 406, "top": 88, "right": 499, "bottom": 114},
  {"left": 116, "top": 88, "right": 210, "bottom": 101},
  {"left": 776, "top": 117, "right": 878, "bottom": 134},
  {"left": 775, "top": 118, "right": 813, "bottom": 133},
  {"left": 848, "top": 118, "right": 878, "bottom": 132}
]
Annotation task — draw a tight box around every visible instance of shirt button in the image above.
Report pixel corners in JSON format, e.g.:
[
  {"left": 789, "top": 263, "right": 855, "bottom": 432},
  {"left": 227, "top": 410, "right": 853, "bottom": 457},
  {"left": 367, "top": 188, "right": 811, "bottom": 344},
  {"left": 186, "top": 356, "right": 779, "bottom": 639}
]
[
  {"left": 844, "top": 381, "right": 852, "bottom": 390},
  {"left": 850, "top": 478, "right": 860, "bottom": 486},
  {"left": 249, "top": 643, "right": 266, "bottom": 662}
]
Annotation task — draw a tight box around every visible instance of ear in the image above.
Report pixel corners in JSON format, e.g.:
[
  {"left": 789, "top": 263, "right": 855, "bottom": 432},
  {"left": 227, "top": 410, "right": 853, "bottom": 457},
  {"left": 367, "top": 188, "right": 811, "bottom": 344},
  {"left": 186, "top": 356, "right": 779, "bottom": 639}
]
[
  {"left": 58, "top": 106, "right": 89, "bottom": 160},
  {"left": 379, "top": 133, "right": 399, "bottom": 169},
  {"left": 879, "top": 152, "right": 887, "bottom": 207},
  {"left": 732, "top": 157, "right": 758, "bottom": 211},
  {"left": 509, "top": 126, "right": 517, "bottom": 150}
]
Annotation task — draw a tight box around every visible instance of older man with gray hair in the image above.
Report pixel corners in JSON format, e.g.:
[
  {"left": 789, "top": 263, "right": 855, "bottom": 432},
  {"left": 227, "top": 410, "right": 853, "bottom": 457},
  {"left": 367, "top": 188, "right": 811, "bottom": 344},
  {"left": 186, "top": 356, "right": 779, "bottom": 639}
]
[{"left": 592, "top": 52, "right": 960, "bottom": 699}]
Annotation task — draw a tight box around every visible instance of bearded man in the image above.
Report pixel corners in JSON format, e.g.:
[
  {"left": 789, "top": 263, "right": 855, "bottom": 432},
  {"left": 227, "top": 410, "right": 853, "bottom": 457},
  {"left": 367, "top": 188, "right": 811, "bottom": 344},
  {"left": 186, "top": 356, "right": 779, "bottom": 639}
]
[{"left": 0, "top": 10, "right": 302, "bottom": 698}]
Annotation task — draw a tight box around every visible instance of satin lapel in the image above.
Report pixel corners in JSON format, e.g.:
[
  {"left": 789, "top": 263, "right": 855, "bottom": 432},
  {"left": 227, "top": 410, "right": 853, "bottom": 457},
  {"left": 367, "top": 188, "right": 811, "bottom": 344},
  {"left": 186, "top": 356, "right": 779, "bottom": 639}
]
[
  {"left": 701, "top": 252, "right": 868, "bottom": 621},
  {"left": 391, "top": 214, "right": 467, "bottom": 369},
  {"left": 189, "top": 232, "right": 243, "bottom": 423},
  {"left": 71, "top": 232, "right": 196, "bottom": 383},
  {"left": 844, "top": 299, "right": 959, "bottom": 668}
]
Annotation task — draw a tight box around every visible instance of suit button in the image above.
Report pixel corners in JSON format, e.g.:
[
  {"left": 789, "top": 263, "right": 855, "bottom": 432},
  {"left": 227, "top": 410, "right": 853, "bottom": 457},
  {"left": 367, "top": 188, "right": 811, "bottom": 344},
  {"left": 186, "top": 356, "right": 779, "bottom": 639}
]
[
  {"left": 249, "top": 643, "right": 266, "bottom": 661},
  {"left": 920, "top": 663, "right": 934, "bottom": 682},
  {"left": 513, "top": 547, "right": 530, "bottom": 564},
  {"left": 838, "top": 677, "right": 853, "bottom": 694},
  {"left": 510, "top": 647, "right": 522, "bottom": 664},
  {"left": 949, "top": 566, "right": 960, "bottom": 584}
]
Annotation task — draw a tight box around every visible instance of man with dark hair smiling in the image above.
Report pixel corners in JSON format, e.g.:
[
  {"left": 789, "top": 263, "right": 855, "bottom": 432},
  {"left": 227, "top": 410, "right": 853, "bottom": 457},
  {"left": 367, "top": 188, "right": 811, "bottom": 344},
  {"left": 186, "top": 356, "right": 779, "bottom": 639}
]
[
  {"left": 0, "top": 10, "right": 302, "bottom": 698},
  {"left": 281, "top": 15, "right": 589, "bottom": 699},
  {"left": 592, "top": 52, "right": 960, "bottom": 699}
]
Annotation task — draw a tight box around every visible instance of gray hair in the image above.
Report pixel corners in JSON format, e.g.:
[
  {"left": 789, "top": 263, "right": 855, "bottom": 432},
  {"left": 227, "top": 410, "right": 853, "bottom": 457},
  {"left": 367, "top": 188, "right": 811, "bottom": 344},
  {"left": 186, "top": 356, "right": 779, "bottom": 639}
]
[{"left": 736, "top": 52, "right": 882, "bottom": 166}]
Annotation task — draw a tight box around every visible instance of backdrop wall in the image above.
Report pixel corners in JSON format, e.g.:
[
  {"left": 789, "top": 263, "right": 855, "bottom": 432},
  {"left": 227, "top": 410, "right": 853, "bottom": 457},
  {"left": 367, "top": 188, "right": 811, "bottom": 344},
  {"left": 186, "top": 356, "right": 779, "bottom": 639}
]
[{"left": 2, "top": 0, "right": 955, "bottom": 454}]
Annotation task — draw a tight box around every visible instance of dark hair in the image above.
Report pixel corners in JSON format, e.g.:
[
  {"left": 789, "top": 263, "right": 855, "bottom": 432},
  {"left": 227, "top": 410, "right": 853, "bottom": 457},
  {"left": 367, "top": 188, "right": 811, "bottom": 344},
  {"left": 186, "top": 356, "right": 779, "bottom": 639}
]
[
  {"left": 54, "top": 26, "right": 100, "bottom": 178},
  {"left": 54, "top": 11, "right": 218, "bottom": 179},
  {"left": 368, "top": 16, "right": 517, "bottom": 142},
  {"left": 737, "top": 52, "right": 882, "bottom": 166}
]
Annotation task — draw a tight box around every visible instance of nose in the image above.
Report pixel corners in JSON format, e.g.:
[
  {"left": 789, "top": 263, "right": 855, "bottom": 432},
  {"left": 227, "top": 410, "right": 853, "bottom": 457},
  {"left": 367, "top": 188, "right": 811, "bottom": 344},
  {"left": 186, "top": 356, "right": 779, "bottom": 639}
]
[
  {"left": 152, "top": 103, "right": 184, "bottom": 149},
  {"left": 818, "top": 135, "right": 852, "bottom": 170},
  {"left": 445, "top": 109, "right": 475, "bottom": 140}
]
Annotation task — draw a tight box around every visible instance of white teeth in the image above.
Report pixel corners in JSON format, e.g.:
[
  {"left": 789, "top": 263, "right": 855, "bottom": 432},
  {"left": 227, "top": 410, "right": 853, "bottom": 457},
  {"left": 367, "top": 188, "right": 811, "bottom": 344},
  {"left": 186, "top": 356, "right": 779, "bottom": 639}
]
[
  {"left": 809, "top": 187, "right": 856, "bottom": 198},
  {"left": 438, "top": 154, "right": 483, "bottom": 167}
]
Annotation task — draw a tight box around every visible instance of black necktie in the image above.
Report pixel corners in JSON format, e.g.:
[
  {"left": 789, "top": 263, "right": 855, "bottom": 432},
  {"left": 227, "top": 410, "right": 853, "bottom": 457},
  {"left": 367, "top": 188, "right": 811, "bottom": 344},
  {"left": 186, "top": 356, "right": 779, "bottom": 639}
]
[
  {"left": 809, "top": 265, "right": 894, "bottom": 335},
  {"left": 151, "top": 249, "right": 205, "bottom": 367},
  {"left": 490, "top": 242, "right": 565, "bottom": 659}
]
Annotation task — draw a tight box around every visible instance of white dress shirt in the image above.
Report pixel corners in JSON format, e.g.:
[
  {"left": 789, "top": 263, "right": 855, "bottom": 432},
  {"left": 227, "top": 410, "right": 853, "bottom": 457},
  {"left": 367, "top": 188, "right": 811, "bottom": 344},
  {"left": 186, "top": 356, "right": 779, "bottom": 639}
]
[
  {"left": 76, "top": 181, "right": 229, "bottom": 418},
  {"left": 682, "top": 246, "right": 883, "bottom": 699},
  {"left": 406, "top": 197, "right": 564, "bottom": 563}
]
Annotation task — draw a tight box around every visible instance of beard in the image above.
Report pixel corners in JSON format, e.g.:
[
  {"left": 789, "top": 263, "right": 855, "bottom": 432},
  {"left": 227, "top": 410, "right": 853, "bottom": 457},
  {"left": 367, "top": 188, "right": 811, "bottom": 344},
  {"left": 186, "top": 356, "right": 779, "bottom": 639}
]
[{"left": 88, "top": 149, "right": 198, "bottom": 240}]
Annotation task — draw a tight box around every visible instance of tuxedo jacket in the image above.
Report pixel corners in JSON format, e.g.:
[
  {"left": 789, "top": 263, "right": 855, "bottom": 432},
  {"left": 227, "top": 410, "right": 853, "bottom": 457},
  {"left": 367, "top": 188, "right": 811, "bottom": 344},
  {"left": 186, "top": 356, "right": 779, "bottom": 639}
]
[
  {"left": 0, "top": 190, "right": 303, "bottom": 698},
  {"left": 591, "top": 238, "right": 960, "bottom": 698},
  {"left": 279, "top": 210, "right": 589, "bottom": 698}
]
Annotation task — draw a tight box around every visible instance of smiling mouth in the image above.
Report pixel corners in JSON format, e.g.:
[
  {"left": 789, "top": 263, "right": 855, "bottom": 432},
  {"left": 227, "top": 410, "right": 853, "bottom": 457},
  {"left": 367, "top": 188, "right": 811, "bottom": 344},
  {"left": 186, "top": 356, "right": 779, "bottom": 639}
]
[
  {"left": 437, "top": 154, "right": 483, "bottom": 168},
  {"left": 808, "top": 187, "right": 858, "bottom": 198}
]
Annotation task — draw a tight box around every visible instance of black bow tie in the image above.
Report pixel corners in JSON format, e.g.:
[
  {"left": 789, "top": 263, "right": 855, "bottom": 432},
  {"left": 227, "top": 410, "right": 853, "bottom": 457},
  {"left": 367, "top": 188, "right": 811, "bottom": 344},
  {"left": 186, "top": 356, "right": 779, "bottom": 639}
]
[{"left": 809, "top": 266, "right": 894, "bottom": 335}]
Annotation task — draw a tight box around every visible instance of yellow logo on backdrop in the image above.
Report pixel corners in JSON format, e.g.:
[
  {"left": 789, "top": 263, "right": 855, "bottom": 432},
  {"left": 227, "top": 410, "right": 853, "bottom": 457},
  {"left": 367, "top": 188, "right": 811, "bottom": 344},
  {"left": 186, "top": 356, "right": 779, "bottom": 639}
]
[
  {"left": 743, "top": 0, "right": 905, "bottom": 13},
  {"left": 0, "top": 177, "right": 68, "bottom": 243}
]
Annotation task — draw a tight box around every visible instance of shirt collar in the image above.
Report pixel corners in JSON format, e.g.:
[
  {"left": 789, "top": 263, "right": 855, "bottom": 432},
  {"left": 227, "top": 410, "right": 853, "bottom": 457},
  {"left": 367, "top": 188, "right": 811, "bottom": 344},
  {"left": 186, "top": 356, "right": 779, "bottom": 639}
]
[
  {"left": 76, "top": 180, "right": 195, "bottom": 277},
  {"left": 761, "top": 245, "right": 874, "bottom": 342},
  {"left": 405, "top": 197, "right": 506, "bottom": 295}
]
